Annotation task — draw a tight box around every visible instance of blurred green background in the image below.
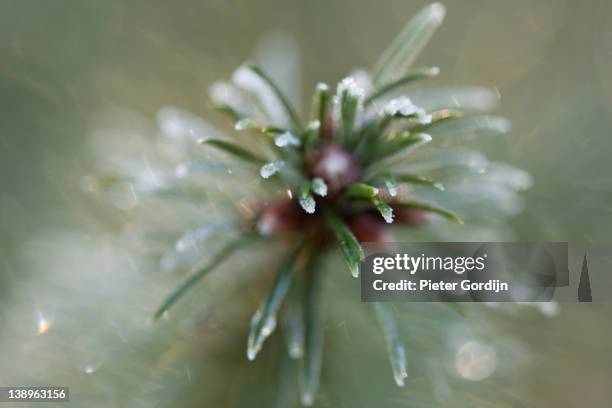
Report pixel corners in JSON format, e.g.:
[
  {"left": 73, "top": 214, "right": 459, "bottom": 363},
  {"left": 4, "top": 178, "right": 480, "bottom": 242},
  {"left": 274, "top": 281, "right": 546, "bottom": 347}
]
[{"left": 1, "top": 0, "right": 612, "bottom": 406}]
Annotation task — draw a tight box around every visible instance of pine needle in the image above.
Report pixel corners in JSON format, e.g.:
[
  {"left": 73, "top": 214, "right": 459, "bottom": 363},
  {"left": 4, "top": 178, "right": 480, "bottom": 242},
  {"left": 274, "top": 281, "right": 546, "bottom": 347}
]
[
  {"left": 372, "top": 197, "right": 395, "bottom": 224},
  {"left": 199, "top": 138, "right": 267, "bottom": 164},
  {"left": 151, "top": 235, "right": 253, "bottom": 322},
  {"left": 247, "top": 241, "right": 304, "bottom": 361},
  {"left": 282, "top": 276, "right": 305, "bottom": 359},
  {"left": 372, "top": 3, "right": 446, "bottom": 87},
  {"left": 395, "top": 174, "right": 445, "bottom": 191},
  {"left": 298, "top": 180, "right": 316, "bottom": 214},
  {"left": 311, "top": 83, "right": 330, "bottom": 140},
  {"left": 323, "top": 209, "right": 364, "bottom": 278},
  {"left": 345, "top": 182, "right": 380, "bottom": 199},
  {"left": 300, "top": 260, "right": 324, "bottom": 406},
  {"left": 310, "top": 177, "right": 328, "bottom": 197},
  {"left": 244, "top": 63, "right": 303, "bottom": 130},
  {"left": 393, "top": 199, "right": 464, "bottom": 225},
  {"left": 365, "top": 132, "right": 432, "bottom": 165},
  {"left": 373, "top": 303, "right": 408, "bottom": 387},
  {"left": 365, "top": 66, "right": 440, "bottom": 105}
]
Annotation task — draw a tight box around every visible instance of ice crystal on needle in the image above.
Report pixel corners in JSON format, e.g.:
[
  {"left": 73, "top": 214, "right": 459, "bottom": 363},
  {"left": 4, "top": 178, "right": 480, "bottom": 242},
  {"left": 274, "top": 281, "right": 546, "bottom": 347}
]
[
  {"left": 275, "top": 131, "right": 301, "bottom": 147},
  {"left": 260, "top": 160, "right": 285, "bottom": 179},
  {"left": 383, "top": 96, "right": 432, "bottom": 124},
  {"left": 336, "top": 77, "right": 366, "bottom": 100}
]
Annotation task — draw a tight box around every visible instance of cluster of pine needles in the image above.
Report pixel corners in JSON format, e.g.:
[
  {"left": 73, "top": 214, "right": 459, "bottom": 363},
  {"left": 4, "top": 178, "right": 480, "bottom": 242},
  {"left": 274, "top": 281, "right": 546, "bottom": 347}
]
[{"left": 145, "top": 3, "right": 523, "bottom": 406}]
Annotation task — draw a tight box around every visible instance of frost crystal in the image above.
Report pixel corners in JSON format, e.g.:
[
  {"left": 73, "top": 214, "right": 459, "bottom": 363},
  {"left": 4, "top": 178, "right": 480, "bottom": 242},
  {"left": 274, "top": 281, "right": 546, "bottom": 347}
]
[
  {"left": 374, "top": 199, "right": 394, "bottom": 224},
  {"left": 336, "top": 77, "right": 366, "bottom": 100},
  {"left": 379, "top": 205, "right": 394, "bottom": 224},
  {"left": 349, "top": 68, "right": 373, "bottom": 95},
  {"left": 383, "top": 96, "right": 425, "bottom": 117},
  {"left": 316, "top": 82, "right": 329, "bottom": 93},
  {"left": 311, "top": 178, "right": 328, "bottom": 197},
  {"left": 260, "top": 160, "right": 285, "bottom": 179},
  {"left": 299, "top": 195, "right": 316, "bottom": 214},
  {"left": 274, "top": 131, "right": 301, "bottom": 147},
  {"left": 385, "top": 179, "right": 398, "bottom": 197}
]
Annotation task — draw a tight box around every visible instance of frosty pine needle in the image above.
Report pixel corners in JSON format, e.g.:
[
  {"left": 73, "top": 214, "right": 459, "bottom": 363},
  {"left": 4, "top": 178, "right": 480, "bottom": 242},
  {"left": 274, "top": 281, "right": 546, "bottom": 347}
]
[{"left": 100, "top": 3, "right": 532, "bottom": 406}]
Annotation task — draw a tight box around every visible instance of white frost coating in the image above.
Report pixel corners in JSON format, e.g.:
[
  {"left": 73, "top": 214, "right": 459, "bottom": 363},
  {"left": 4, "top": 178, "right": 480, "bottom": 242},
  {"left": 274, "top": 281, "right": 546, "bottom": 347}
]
[
  {"left": 349, "top": 68, "right": 373, "bottom": 96},
  {"left": 274, "top": 131, "right": 301, "bottom": 147},
  {"left": 385, "top": 179, "right": 398, "bottom": 197},
  {"left": 299, "top": 195, "right": 316, "bottom": 214},
  {"left": 383, "top": 96, "right": 431, "bottom": 124},
  {"left": 379, "top": 204, "right": 394, "bottom": 224},
  {"left": 233, "top": 66, "right": 290, "bottom": 128},
  {"left": 259, "top": 160, "right": 285, "bottom": 179},
  {"left": 383, "top": 96, "right": 421, "bottom": 116},
  {"left": 420, "top": 114, "right": 433, "bottom": 125},
  {"left": 333, "top": 77, "right": 366, "bottom": 129},
  {"left": 336, "top": 76, "right": 366, "bottom": 100},
  {"left": 311, "top": 178, "right": 328, "bottom": 197},
  {"left": 315, "top": 83, "right": 329, "bottom": 93}
]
